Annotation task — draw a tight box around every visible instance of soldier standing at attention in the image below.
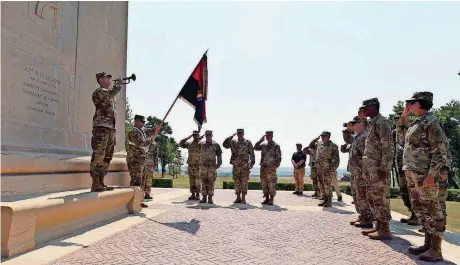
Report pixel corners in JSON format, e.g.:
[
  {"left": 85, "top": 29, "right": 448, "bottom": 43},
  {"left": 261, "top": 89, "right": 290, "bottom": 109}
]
[
  {"left": 223, "top": 129, "right": 255, "bottom": 204},
  {"left": 127, "top": 115, "right": 159, "bottom": 208},
  {"left": 199, "top": 130, "right": 222, "bottom": 204},
  {"left": 90, "top": 72, "right": 123, "bottom": 192},
  {"left": 399, "top": 92, "right": 449, "bottom": 262},
  {"left": 343, "top": 116, "right": 373, "bottom": 228},
  {"left": 315, "top": 131, "right": 340, "bottom": 208},
  {"left": 307, "top": 137, "right": 323, "bottom": 199},
  {"left": 179, "top": 131, "right": 204, "bottom": 200},
  {"left": 303, "top": 146, "right": 319, "bottom": 198},
  {"left": 291, "top": 143, "right": 307, "bottom": 195},
  {"left": 254, "top": 131, "right": 282, "bottom": 205},
  {"left": 360, "top": 98, "right": 394, "bottom": 240},
  {"left": 144, "top": 134, "right": 159, "bottom": 200}
]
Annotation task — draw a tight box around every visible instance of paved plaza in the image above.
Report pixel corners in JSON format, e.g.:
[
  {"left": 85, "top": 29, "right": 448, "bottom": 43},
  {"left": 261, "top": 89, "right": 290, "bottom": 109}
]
[{"left": 4, "top": 188, "right": 460, "bottom": 265}]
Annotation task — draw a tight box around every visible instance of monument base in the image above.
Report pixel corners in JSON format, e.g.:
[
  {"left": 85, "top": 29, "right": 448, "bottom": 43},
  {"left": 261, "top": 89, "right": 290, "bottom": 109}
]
[{"left": 1, "top": 187, "right": 143, "bottom": 258}]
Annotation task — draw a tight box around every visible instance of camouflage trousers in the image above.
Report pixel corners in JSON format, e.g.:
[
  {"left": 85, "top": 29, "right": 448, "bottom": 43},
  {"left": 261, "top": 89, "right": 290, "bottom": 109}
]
[
  {"left": 200, "top": 166, "right": 216, "bottom": 197},
  {"left": 260, "top": 166, "right": 277, "bottom": 197},
  {"left": 233, "top": 164, "right": 250, "bottom": 195},
  {"left": 293, "top": 167, "right": 305, "bottom": 192},
  {"left": 332, "top": 177, "right": 342, "bottom": 197},
  {"left": 363, "top": 159, "right": 391, "bottom": 222},
  {"left": 127, "top": 157, "right": 146, "bottom": 188},
  {"left": 349, "top": 169, "right": 359, "bottom": 213},
  {"left": 397, "top": 163, "right": 412, "bottom": 211},
  {"left": 350, "top": 167, "right": 373, "bottom": 220},
  {"left": 188, "top": 165, "right": 201, "bottom": 194},
  {"left": 317, "top": 168, "right": 334, "bottom": 198},
  {"left": 310, "top": 167, "right": 321, "bottom": 195},
  {"left": 405, "top": 170, "right": 443, "bottom": 235},
  {"left": 438, "top": 175, "right": 448, "bottom": 223},
  {"left": 90, "top": 127, "right": 116, "bottom": 177},
  {"left": 144, "top": 161, "right": 154, "bottom": 194}
]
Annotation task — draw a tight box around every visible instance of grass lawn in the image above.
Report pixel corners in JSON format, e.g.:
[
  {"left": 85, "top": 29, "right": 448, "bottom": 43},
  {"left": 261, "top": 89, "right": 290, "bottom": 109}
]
[{"left": 390, "top": 198, "right": 460, "bottom": 234}]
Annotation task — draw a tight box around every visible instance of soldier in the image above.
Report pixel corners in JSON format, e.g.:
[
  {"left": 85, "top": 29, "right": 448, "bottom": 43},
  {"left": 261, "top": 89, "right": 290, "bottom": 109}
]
[
  {"left": 199, "top": 130, "right": 222, "bottom": 204},
  {"left": 254, "top": 131, "right": 282, "bottom": 205},
  {"left": 360, "top": 98, "right": 394, "bottom": 240},
  {"left": 399, "top": 92, "right": 449, "bottom": 262},
  {"left": 394, "top": 112, "right": 420, "bottom": 225},
  {"left": 179, "top": 131, "right": 204, "bottom": 200},
  {"left": 223, "top": 129, "right": 255, "bottom": 204},
  {"left": 303, "top": 146, "right": 320, "bottom": 198},
  {"left": 127, "top": 115, "right": 159, "bottom": 208},
  {"left": 314, "top": 131, "right": 340, "bottom": 207},
  {"left": 343, "top": 116, "right": 373, "bottom": 228},
  {"left": 291, "top": 143, "right": 307, "bottom": 195},
  {"left": 307, "top": 137, "right": 323, "bottom": 199},
  {"left": 144, "top": 134, "right": 159, "bottom": 200},
  {"left": 90, "top": 72, "right": 124, "bottom": 192}
]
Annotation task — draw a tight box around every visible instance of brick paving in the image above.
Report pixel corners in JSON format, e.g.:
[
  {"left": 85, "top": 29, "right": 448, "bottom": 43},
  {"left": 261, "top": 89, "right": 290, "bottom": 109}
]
[{"left": 47, "top": 189, "right": 456, "bottom": 265}]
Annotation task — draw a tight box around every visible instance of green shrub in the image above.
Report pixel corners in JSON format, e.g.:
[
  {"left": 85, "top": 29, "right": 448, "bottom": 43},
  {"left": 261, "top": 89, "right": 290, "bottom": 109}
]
[
  {"left": 152, "top": 178, "right": 173, "bottom": 188},
  {"left": 339, "top": 185, "right": 351, "bottom": 195},
  {"left": 447, "top": 189, "right": 460, "bottom": 202}
]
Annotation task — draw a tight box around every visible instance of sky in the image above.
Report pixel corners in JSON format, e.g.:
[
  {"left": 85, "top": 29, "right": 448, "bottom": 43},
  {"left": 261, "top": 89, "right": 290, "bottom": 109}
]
[{"left": 126, "top": 1, "right": 460, "bottom": 169}]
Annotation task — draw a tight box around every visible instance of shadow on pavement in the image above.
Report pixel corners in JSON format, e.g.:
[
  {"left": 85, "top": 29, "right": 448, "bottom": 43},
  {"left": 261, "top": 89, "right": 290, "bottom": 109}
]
[
  {"left": 222, "top": 203, "right": 259, "bottom": 210},
  {"left": 147, "top": 218, "right": 201, "bottom": 235},
  {"left": 322, "top": 207, "right": 355, "bottom": 215},
  {"left": 185, "top": 203, "right": 222, "bottom": 210},
  {"left": 382, "top": 236, "right": 457, "bottom": 265},
  {"left": 171, "top": 199, "right": 199, "bottom": 206},
  {"left": 390, "top": 221, "right": 460, "bottom": 247},
  {"left": 259, "top": 204, "right": 288, "bottom": 212}
]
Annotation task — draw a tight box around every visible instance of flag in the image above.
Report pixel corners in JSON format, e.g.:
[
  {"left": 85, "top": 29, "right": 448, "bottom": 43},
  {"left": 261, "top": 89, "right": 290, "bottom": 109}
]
[{"left": 178, "top": 51, "right": 208, "bottom": 129}]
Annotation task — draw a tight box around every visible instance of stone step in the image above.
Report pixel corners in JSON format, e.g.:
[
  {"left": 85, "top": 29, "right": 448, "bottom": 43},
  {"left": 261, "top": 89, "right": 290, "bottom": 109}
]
[{"left": 1, "top": 187, "right": 143, "bottom": 258}]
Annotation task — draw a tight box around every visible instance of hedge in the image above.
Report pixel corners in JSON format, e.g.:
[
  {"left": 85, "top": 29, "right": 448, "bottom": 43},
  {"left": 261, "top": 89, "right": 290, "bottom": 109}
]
[
  {"left": 151, "top": 178, "right": 173, "bottom": 188},
  {"left": 222, "top": 181, "right": 460, "bottom": 202}
]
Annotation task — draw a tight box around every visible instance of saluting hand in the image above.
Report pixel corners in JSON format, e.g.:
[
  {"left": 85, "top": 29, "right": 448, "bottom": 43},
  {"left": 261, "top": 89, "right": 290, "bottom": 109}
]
[
  {"left": 259, "top": 135, "right": 266, "bottom": 142},
  {"left": 402, "top": 103, "right": 411, "bottom": 117}
]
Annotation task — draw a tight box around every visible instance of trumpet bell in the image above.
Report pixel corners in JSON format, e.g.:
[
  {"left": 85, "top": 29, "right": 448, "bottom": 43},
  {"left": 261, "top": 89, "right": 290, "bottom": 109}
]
[{"left": 130, "top": 73, "right": 136, "bottom": 81}]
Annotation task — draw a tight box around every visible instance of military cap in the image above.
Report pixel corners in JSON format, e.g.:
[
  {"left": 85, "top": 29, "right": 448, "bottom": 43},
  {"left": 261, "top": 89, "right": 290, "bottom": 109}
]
[
  {"left": 406, "top": 92, "right": 433, "bottom": 104},
  {"left": 205, "top": 130, "right": 213, "bottom": 136},
  {"left": 349, "top": 116, "right": 361, "bottom": 124},
  {"left": 296, "top": 143, "right": 302, "bottom": 147},
  {"left": 265, "top": 131, "right": 273, "bottom": 136},
  {"left": 95, "top": 72, "right": 112, "bottom": 81},
  {"left": 192, "top": 130, "right": 199, "bottom": 135},
  {"left": 237, "top": 128, "right": 244, "bottom": 133},
  {"left": 320, "top": 131, "right": 331, "bottom": 137},
  {"left": 361, "top": 98, "right": 380, "bottom": 109},
  {"left": 134, "top": 115, "right": 145, "bottom": 122}
]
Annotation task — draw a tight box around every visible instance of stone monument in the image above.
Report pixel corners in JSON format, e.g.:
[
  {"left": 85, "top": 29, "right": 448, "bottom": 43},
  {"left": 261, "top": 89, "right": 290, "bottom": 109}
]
[{"left": 1, "top": 2, "right": 141, "bottom": 258}]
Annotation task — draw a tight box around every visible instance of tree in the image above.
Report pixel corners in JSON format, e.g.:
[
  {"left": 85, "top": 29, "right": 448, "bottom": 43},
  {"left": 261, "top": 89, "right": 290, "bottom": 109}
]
[{"left": 125, "top": 97, "right": 134, "bottom": 150}]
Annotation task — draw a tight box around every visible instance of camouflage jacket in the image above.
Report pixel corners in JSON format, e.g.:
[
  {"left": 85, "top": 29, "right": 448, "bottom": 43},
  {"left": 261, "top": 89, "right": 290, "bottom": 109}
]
[
  {"left": 315, "top": 140, "right": 340, "bottom": 171},
  {"left": 395, "top": 116, "right": 410, "bottom": 160},
  {"left": 146, "top": 142, "right": 159, "bottom": 167},
  {"left": 348, "top": 132, "right": 367, "bottom": 171},
  {"left": 399, "top": 113, "right": 450, "bottom": 176},
  {"left": 92, "top": 84, "right": 122, "bottom": 129},
  {"left": 254, "top": 141, "right": 282, "bottom": 168},
  {"left": 223, "top": 137, "right": 255, "bottom": 167},
  {"left": 179, "top": 138, "right": 202, "bottom": 166},
  {"left": 200, "top": 141, "right": 222, "bottom": 167},
  {"left": 363, "top": 114, "right": 394, "bottom": 171},
  {"left": 308, "top": 148, "right": 317, "bottom": 168},
  {"left": 127, "top": 126, "right": 153, "bottom": 159}
]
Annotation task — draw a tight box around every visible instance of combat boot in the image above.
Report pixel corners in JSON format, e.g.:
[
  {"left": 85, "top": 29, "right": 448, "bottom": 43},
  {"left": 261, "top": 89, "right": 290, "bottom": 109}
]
[
  {"left": 188, "top": 193, "right": 196, "bottom": 200},
  {"left": 354, "top": 218, "right": 374, "bottom": 228},
  {"left": 337, "top": 196, "right": 342, "bottom": 202},
  {"left": 91, "top": 176, "right": 106, "bottom": 192},
  {"left": 241, "top": 194, "right": 247, "bottom": 204},
  {"left": 234, "top": 193, "right": 242, "bottom": 204},
  {"left": 401, "top": 211, "right": 415, "bottom": 223},
  {"left": 418, "top": 232, "right": 443, "bottom": 262},
  {"left": 208, "top": 195, "right": 214, "bottom": 204},
  {"left": 312, "top": 191, "right": 318, "bottom": 198},
  {"left": 318, "top": 198, "right": 326, "bottom": 206},
  {"left": 144, "top": 193, "right": 153, "bottom": 200},
  {"left": 195, "top": 193, "right": 200, "bottom": 200},
  {"left": 99, "top": 176, "right": 114, "bottom": 191},
  {"left": 362, "top": 221, "right": 379, "bottom": 236},
  {"left": 408, "top": 233, "right": 431, "bottom": 255},
  {"left": 141, "top": 203, "right": 148, "bottom": 208},
  {"left": 268, "top": 195, "right": 274, "bottom": 206},
  {"left": 350, "top": 215, "right": 362, "bottom": 226},
  {"left": 262, "top": 193, "right": 269, "bottom": 204},
  {"left": 322, "top": 196, "right": 332, "bottom": 207},
  {"left": 199, "top": 195, "right": 207, "bottom": 203},
  {"left": 368, "top": 221, "right": 393, "bottom": 240}
]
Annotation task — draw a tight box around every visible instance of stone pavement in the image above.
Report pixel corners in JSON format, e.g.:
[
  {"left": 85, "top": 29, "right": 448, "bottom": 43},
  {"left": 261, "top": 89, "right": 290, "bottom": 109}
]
[{"left": 5, "top": 189, "right": 460, "bottom": 265}]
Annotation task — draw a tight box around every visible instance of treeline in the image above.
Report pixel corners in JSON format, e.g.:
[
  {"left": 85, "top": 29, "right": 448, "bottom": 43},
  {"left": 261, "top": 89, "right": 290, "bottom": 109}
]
[{"left": 125, "top": 98, "right": 184, "bottom": 178}]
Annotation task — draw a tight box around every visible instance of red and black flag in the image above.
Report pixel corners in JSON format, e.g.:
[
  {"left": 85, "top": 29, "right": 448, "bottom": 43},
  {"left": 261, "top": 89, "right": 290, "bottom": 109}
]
[{"left": 178, "top": 51, "right": 208, "bottom": 129}]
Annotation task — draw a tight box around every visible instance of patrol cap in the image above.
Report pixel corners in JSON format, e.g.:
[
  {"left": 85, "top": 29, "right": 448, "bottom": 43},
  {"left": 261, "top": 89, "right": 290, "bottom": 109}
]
[
  {"left": 349, "top": 116, "right": 361, "bottom": 124},
  {"left": 320, "top": 131, "right": 331, "bottom": 137},
  {"left": 192, "top": 130, "right": 199, "bottom": 135},
  {"left": 95, "top": 72, "right": 112, "bottom": 81},
  {"left": 406, "top": 92, "right": 433, "bottom": 104},
  {"left": 134, "top": 115, "right": 145, "bottom": 123},
  {"left": 296, "top": 143, "right": 302, "bottom": 147},
  {"left": 265, "top": 131, "right": 273, "bottom": 136},
  {"left": 361, "top": 98, "right": 380, "bottom": 109},
  {"left": 205, "top": 130, "right": 213, "bottom": 136},
  {"left": 237, "top": 128, "right": 244, "bottom": 133}
]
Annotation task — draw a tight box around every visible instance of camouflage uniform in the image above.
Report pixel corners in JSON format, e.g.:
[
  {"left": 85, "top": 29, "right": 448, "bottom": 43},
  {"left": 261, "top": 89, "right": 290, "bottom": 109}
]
[
  {"left": 90, "top": 72, "right": 122, "bottom": 192},
  {"left": 254, "top": 131, "right": 282, "bottom": 205},
  {"left": 179, "top": 131, "right": 203, "bottom": 199},
  {"left": 144, "top": 139, "right": 158, "bottom": 197},
  {"left": 438, "top": 140, "right": 452, "bottom": 228},
  {"left": 401, "top": 92, "right": 449, "bottom": 261},
  {"left": 308, "top": 139, "right": 322, "bottom": 197},
  {"left": 315, "top": 131, "right": 340, "bottom": 207},
  {"left": 223, "top": 129, "right": 255, "bottom": 203},
  {"left": 127, "top": 117, "right": 153, "bottom": 188},
  {"left": 199, "top": 131, "right": 222, "bottom": 204},
  {"left": 343, "top": 117, "right": 373, "bottom": 227}
]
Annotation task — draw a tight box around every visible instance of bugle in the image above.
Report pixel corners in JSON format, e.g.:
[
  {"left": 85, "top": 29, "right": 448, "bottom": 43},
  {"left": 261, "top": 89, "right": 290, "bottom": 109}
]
[{"left": 114, "top": 73, "right": 136, "bottom": 84}]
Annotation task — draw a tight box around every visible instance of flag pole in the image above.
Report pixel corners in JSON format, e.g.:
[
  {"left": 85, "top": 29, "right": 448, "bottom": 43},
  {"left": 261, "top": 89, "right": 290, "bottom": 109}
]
[{"left": 153, "top": 49, "right": 208, "bottom": 138}]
